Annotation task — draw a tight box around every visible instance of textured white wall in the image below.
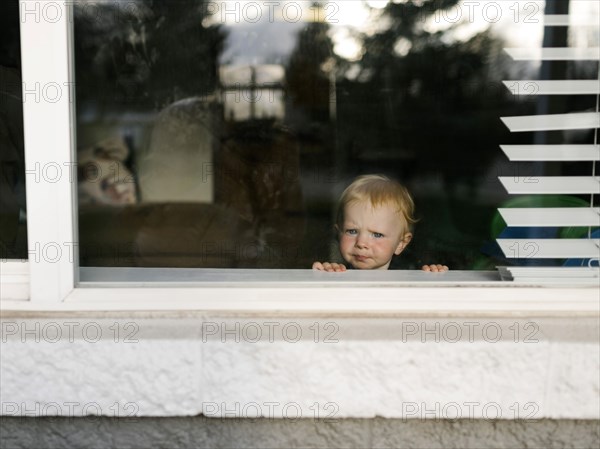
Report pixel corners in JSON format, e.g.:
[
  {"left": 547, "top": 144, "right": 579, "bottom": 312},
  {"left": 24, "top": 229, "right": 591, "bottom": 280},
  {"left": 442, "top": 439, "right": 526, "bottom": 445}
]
[{"left": 1, "top": 316, "right": 598, "bottom": 420}]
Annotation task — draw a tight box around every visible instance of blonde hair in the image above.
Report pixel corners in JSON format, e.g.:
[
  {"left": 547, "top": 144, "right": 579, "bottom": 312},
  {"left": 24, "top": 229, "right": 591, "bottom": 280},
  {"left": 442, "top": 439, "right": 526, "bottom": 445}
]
[{"left": 336, "top": 174, "right": 417, "bottom": 233}]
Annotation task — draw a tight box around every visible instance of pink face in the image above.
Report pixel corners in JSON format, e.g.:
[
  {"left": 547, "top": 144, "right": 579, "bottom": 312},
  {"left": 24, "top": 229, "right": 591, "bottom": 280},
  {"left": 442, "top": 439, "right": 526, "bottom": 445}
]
[{"left": 338, "top": 200, "right": 411, "bottom": 270}]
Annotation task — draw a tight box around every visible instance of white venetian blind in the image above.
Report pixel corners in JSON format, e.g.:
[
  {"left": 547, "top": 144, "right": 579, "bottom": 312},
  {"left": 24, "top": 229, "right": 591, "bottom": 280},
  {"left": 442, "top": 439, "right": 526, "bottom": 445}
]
[{"left": 497, "top": 9, "right": 600, "bottom": 283}]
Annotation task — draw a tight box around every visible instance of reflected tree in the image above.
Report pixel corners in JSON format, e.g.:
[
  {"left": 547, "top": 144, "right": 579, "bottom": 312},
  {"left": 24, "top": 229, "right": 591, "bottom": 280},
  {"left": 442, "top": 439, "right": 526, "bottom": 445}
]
[
  {"left": 74, "top": 0, "right": 226, "bottom": 112},
  {"left": 284, "top": 5, "right": 337, "bottom": 265},
  {"left": 285, "top": 5, "right": 334, "bottom": 127},
  {"left": 336, "top": 0, "right": 518, "bottom": 192}
]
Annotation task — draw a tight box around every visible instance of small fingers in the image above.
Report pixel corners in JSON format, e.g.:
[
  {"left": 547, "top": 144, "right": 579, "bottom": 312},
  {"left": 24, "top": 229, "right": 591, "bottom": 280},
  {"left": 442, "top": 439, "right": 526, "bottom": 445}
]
[
  {"left": 333, "top": 263, "right": 347, "bottom": 272},
  {"left": 313, "top": 262, "right": 346, "bottom": 272},
  {"left": 422, "top": 264, "right": 449, "bottom": 272},
  {"left": 312, "top": 261, "right": 324, "bottom": 270},
  {"left": 325, "top": 262, "right": 347, "bottom": 272}
]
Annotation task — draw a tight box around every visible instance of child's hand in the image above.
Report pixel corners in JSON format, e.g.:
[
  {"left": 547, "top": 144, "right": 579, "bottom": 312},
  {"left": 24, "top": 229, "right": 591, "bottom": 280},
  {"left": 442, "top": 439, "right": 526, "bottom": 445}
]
[
  {"left": 421, "top": 264, "right": 449, "bottom": 272},
  {"left": 312, "top": 261, "right": 347, "bottom": 272}
]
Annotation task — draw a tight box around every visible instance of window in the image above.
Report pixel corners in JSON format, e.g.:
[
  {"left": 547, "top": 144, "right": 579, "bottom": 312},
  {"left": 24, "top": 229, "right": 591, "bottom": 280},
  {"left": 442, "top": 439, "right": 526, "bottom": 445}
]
[
  {"left": 68, "top": 0, "right": 597, "bottom": 270},
  {"left": 69, "top": 0, "right": 599, "bottom": 272},
  {"left": 2, "top": 0, "right": 598, "bottom": 308}
]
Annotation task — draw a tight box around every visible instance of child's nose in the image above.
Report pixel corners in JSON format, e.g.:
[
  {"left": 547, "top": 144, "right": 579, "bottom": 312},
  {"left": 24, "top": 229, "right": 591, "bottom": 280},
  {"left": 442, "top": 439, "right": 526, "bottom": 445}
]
[{"left": 355, "top": 233, "right": 368, "bottom": 248}]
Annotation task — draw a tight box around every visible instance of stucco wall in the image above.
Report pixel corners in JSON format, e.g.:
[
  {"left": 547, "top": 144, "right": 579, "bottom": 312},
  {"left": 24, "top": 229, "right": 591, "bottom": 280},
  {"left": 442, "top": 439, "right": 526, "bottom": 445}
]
[{"left": 1, "top": 316, "right": 598, "bottom": 421}]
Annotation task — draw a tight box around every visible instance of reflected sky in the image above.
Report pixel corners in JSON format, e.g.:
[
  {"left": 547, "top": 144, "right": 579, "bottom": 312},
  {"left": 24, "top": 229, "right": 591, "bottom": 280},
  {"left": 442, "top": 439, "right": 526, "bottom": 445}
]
[{"left": 212, "top": 0, "right": 599, "bottom": 65}]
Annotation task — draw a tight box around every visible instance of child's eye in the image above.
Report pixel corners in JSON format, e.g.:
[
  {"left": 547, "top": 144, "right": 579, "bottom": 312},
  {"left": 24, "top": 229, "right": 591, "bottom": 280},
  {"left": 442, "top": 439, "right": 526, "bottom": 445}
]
[
  {"left": 345, "top": 229, "right": 357, "bottom": 235},
  {"left": 372, "top": 232, "right": 384, "bottom": 238}
]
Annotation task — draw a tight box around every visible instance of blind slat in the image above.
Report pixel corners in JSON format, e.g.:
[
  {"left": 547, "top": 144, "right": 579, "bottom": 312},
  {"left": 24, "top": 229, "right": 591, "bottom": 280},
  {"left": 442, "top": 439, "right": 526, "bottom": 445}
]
[
  {"left": 499, "top": 208, "right": 600, "bottom": 227},
  {"left": 501, "top": 112, "right": 600, "bottom": 132},
  {"left": 499, "top": 177, "right": 600, "bottom": 195},
  {"left": 500, "top": 144, "right": 600, "bottom": 161},
  {"left": 504, "top": 48, "right": 600, "bottom": 61},
  {"left": 502, "top": 80, "right": 600, "bottom": 95},
  {"left": 497, "top": 239, "right": 600, "bottom": 258}
]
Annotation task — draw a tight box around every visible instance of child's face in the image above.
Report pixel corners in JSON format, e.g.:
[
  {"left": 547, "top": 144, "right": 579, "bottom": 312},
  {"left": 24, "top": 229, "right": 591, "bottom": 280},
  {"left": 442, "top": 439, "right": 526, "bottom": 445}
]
[{"left": 337, "top": 200, "right": 412, "bottom": 270}]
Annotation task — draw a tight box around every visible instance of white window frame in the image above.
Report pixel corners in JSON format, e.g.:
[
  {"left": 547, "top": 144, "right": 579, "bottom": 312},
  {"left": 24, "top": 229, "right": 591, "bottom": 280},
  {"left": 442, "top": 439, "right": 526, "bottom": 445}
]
[{"left": 1, "top": 1, "right": 597, "bottom": 316}]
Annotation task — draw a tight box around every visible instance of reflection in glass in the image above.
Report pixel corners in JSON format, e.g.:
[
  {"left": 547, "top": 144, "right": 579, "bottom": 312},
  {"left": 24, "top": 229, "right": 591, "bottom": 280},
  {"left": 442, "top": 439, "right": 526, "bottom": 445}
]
[
  {"left": 74, "top": 0, "right": 598, "bottom": 269},
  {"left": 0, "top": 0, "right": 27, "bottom": 259}
]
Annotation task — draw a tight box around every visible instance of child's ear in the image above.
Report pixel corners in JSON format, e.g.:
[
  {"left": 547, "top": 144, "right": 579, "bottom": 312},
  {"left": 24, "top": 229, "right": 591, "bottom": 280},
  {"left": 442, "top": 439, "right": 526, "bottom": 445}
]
[
  {"left": 394, "top": 232, "right": 413, "bottom": 255},
  {"left": 334, "top": 224, "right": 341, "bottom": 241}
]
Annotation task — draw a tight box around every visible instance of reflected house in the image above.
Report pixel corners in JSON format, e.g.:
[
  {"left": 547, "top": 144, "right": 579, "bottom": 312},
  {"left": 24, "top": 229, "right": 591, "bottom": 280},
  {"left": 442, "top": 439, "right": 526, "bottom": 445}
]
[{"left": 220, "top": 65, "right": 285, "bottom": 122}]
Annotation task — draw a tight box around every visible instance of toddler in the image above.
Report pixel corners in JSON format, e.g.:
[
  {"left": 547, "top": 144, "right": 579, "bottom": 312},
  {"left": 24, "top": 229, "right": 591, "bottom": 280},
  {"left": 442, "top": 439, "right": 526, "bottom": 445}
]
[{"left": 312, "top": 174, "right": 448, "bottom": 272}]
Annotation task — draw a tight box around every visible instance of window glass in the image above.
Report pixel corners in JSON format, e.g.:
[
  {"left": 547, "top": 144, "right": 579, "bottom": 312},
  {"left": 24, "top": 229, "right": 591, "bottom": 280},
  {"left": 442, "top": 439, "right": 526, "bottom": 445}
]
[
  {"left": 0, "top": 0, "right": 27, "bottom": 260},
  {"left": 73, "top": 0, "right": 598, "bottom": 269}
]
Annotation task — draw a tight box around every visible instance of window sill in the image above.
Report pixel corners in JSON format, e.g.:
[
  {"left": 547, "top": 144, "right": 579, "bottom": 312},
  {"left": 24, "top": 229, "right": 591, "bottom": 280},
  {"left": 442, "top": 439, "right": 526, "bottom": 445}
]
[
  {"left": 1, "top": 268, "right": 597, "bottom": 316},
  {"left": 79, "top": 267, "right": 503, "bottom": 286}
]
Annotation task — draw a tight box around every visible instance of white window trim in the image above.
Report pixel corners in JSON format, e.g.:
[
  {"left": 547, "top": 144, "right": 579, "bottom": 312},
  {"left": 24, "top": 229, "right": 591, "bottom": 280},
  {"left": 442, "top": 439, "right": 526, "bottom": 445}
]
[
  {"left": 0, "top": 260, "right": 29, "bottom": 301},
  {"left": 17, "top": 0, "right": 77, "bottom": 304},
  {"left": 1, "top": 1, "right": 597, "bottom": 316}
]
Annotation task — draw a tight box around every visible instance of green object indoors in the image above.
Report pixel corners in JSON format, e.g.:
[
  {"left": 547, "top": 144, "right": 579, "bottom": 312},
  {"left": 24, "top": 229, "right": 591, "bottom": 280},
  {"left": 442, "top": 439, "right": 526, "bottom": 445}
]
[{"left": 491, "top": 195, "right": 593, "bottom": 239}]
